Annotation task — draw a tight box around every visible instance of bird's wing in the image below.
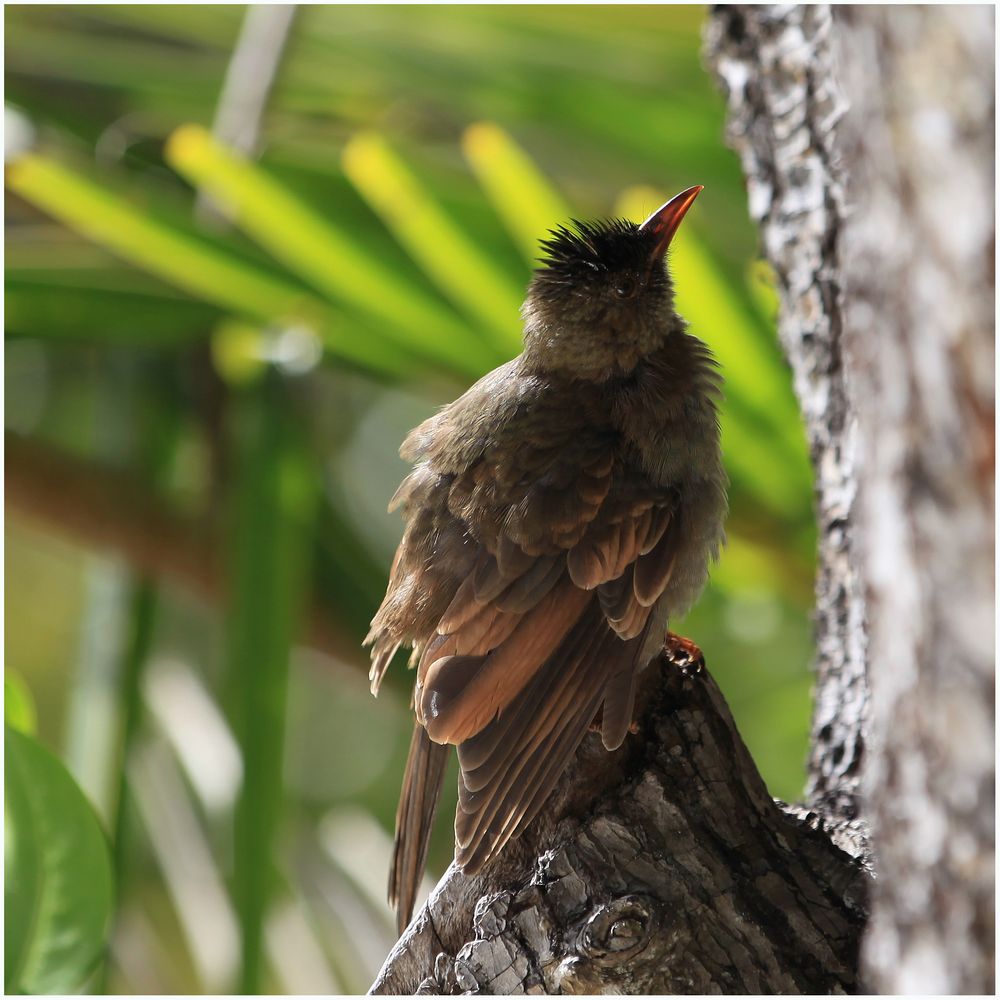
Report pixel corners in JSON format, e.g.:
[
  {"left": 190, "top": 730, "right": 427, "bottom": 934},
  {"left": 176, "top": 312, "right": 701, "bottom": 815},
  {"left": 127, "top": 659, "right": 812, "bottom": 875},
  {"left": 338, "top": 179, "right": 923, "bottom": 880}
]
[
  {"left": 453, "top": 594, "right": 662, "bottom": 873},
  {"left": 431, "top": 468, "right": 682, "bottom": 875},
  {"left": 413, "top": 471, "right": 681, "bottom": 748},
  {"left": 402, "top": 374, "right": 678, "bottom": 740}
]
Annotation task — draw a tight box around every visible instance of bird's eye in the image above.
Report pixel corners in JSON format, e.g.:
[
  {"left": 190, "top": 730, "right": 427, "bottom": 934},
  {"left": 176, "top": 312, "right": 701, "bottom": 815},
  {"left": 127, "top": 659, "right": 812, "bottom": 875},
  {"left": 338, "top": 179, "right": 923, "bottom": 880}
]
[{"left": 614, "top": 276, "right": 638, "bottom": 299}]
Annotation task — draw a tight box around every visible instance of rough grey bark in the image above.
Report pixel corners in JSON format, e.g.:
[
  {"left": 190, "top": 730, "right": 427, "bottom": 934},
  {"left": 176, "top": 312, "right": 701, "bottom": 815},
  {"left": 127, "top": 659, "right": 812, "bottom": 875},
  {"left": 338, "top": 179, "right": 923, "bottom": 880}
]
[
  {"left": 372, "top": 660, "right": 867, "bottom": 994},
  {"left": 708, "top": 2, "right": 994, "bottom": 994},
  {"left": 372, "top": 5, "right": 994, "bottom": 993},
  {"left": 833, "top": 7, "right": 995, "bottom": 994},
  {"left": 705, "top": 2, "right": 867, "bottom": 835}
]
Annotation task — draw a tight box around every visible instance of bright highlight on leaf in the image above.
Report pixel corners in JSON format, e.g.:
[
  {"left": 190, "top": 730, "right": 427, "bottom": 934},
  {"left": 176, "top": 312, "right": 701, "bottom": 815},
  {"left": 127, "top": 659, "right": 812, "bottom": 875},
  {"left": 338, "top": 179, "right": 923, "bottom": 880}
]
[
  {"left": 6, "top": 153, "right": 407, "bottom": 377},
  {"left": 167, "top": 125, "right": 491, "bottom": 376},
  {"left": 747, "top": 259, "right": 781, "bottom": 323},
  {"left": 7, "top": 154, "right": 308, "bottom": 320},
  {"left": 713, "top": 532, "right": 810, "bottom": 601},
  {"left": 462, "top": 122, "right": 571, "bottom": 263},
  {"left": 343, "top": 131, "right": 523, "bottom": 353},
  {"left": 211, "top": 320, "right": 269, "bottom": 386},
  {"left": 4, "top": 674, "right": 37, "bottom": 735}
]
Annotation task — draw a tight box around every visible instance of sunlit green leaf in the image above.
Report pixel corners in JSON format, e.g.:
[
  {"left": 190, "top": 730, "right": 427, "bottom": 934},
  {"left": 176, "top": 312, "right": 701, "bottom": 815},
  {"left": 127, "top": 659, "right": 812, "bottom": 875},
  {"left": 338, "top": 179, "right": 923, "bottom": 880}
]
[
  {"left": 5, "top": 154, "right": 408, "bottom": 377},
  {"left": 7, "top": 154, "right": 307, "bottom": 321},
  {"left": 211, "top": 319, "right": 270, "bottom": 386},
  {"left": 747, "top": 259, "right": 781, "bottom": 325},
  {"left": 342, "top": 131, "right": 523, "bottom": 353},
  {"left": 713, "top": 531, "right": 812, "bottom": 602},
  {"left": 166, "top": 125, "right": 492, "bottom": 376},
  {"left": 462, "top": 122, "right": 571, "bottom": 262},
  {"left": 4, "top": 674, "right": 37, "bottom": 735},
  {"left": 674, "top": 232, "right": 802, "bottom": 444},
  {"left": 5, "top": 727, "right": 114, "bottom": 995}
]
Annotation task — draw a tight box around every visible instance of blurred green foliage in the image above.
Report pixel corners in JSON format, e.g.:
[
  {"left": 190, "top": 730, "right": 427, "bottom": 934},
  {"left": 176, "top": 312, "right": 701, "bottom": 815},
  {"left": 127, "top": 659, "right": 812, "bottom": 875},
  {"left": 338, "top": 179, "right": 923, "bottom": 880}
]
[{"left": 5, "top": 5, "right": 816, "bottom": 994}]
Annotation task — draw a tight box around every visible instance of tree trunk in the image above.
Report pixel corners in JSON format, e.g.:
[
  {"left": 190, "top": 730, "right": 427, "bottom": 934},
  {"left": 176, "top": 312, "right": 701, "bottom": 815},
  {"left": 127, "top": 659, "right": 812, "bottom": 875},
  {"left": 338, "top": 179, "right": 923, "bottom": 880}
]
[
  {"left": 833, "top": 7, "right": 995, "bottom": 994},
  {"left": 372, "top": 5, "right": 994, "bottom": 993},
  {"left": 705, "top": 3, "right": 868, "bottom": 836}
]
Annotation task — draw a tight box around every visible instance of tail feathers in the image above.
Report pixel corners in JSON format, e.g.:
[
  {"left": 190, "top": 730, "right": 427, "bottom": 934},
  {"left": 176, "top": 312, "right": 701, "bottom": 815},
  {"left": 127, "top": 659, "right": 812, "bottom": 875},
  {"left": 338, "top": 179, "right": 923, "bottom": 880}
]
[{"left": 389, "top": 724, "right": 450, "bottom": 934}]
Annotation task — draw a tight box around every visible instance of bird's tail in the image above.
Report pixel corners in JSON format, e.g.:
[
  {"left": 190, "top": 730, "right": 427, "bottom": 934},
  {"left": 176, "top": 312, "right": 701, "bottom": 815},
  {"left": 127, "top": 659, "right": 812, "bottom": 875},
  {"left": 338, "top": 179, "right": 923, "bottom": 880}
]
[{"left": 388, "top": 723, "right": 450, "bottom": 933}]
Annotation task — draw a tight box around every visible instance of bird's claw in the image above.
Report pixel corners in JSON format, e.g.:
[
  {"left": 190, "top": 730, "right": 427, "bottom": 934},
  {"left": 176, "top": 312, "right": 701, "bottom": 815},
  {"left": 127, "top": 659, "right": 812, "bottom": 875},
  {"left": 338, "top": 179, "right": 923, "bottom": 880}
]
[{"left": 664, "top": 631, "right": 705, "bottom": 676}]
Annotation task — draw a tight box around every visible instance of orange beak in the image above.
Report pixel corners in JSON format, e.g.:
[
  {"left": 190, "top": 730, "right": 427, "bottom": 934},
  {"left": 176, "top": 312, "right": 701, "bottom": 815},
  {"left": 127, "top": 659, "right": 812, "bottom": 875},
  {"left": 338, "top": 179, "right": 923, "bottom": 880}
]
[{"left": 638, "top": 185, "right": 704, "bottom": 257}]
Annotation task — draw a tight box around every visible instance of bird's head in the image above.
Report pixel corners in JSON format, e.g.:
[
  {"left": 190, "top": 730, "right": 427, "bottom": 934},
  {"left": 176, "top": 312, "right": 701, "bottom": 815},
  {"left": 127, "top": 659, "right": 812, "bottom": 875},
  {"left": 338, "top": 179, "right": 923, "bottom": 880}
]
[{"left": 521, "top": 186, "right": 702, "bottom": 380}]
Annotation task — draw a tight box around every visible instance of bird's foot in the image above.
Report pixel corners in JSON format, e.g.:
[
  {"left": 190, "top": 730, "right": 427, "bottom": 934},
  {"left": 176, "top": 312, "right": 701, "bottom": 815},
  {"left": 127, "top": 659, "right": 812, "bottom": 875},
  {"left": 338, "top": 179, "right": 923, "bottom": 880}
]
[{"left": 664, "top": 631, "right": 705, "bottom": 676}]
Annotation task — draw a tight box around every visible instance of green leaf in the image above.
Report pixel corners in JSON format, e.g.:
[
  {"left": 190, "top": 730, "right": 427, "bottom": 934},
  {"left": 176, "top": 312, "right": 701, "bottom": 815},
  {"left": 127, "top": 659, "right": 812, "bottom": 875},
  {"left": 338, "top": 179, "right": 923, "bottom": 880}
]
[
  {"left": 5, "top": 154, "right": 408, "bottom": 377},
  {"left": 6, "top": 154, "right": 309, "bottom": 322},
  {"left": 5, "top": 727, "right": 114, "bottom": 995},
  {"left": 342, "top": 131, "right": 523, "bottom": 354},
  {"left": 4, "top": 674, "right": 37, "bottom": 735},
  {"left": 462, "top": 122, "right": 571, "bottom": 263},
  {"left": 5, "top": 281, "right": 217, "bottom": 346},
  {"left": 712, "top": 531, "right": 812, "bottom": 603},
  {"left": 166, "top": 125, "right": 493, "bottom": 376}
]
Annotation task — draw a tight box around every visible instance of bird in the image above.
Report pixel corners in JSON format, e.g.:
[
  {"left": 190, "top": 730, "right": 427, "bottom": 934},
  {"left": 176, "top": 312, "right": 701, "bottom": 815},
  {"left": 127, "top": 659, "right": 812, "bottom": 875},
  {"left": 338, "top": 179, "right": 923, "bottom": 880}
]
[{"left": 366, "top": 185, "right": 728, "bottom": 933}]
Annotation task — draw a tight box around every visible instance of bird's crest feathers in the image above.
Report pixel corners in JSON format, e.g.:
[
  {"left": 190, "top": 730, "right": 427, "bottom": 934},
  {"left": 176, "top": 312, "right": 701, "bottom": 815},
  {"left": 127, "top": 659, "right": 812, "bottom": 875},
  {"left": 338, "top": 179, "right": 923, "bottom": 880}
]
[{"left": 536, "top": 218, "right": 656, "bottom": 280}]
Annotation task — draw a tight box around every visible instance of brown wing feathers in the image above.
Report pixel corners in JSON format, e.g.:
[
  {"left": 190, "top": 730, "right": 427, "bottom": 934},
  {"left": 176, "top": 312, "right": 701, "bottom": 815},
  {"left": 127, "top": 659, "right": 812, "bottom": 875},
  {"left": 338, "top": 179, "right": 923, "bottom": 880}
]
[
  {"left": 415, "top": 579, "right": 591, "bottom": 745},
  {"left": 368, "top": 402, "right": 683, "bottom": 930},
  {"left": 455, "top": 601, "right": 654, "bottom": 872}
]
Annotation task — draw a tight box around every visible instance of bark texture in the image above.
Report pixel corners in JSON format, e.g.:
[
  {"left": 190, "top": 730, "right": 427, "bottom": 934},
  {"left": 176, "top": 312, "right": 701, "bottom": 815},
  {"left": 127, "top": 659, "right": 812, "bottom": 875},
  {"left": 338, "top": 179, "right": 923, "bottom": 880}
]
[
  {"left": 372, "top": 660, "right": 867, "bottom": 995},
  {"left": 708, "top": 3, "right": 995, "bottom": 993},
  {"left": 705, "top": 2, "right": 867, "bottom": 833},
  {"left": 834, "top": 7, "right": 995, "bottom": 994}
]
